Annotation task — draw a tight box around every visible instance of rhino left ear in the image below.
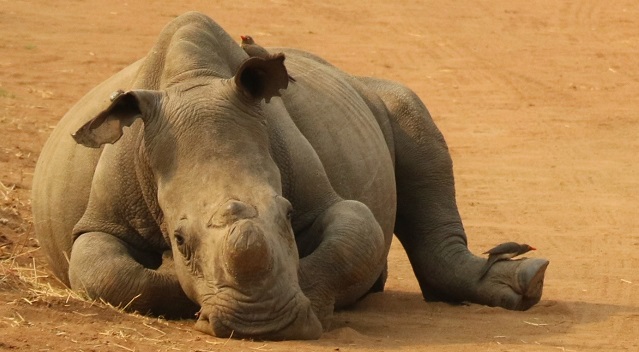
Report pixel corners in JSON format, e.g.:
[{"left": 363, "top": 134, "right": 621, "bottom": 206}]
[
  {"left": 234, "top": 54, "right": 290, "bottom": 103},
  {"left": 72, "top": 90, "right": 160, "bottom": 148}
]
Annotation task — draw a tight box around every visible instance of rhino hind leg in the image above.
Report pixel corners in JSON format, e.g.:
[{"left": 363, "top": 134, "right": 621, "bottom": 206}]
[
  {"left": 69, "top": 232, "right": 198, "bottom": 318},
  {"left": 361, "top": 77, "right": 548, "bottom": 310}
]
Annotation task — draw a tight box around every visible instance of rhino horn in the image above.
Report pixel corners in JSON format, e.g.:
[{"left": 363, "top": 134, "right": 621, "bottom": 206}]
[{"left": 224, "top": 220, "right": 273, "bottom": 281}]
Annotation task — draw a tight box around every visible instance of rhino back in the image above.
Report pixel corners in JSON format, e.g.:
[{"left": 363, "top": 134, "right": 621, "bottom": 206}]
[
  {"left": 278, "top": 51, "right": 398, "bottom": 237},
  {"left": 32, "top": 61, "right": 141, "bottom": 285}
]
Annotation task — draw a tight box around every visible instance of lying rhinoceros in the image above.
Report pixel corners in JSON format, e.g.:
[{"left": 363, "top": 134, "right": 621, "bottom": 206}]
[{"left": 32, "top": 12, "right": 548, "bottom": 340}]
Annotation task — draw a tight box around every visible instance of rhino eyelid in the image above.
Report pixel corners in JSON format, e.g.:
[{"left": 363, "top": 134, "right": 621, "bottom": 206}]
[{"left": 174, "top": 229, "right": 186, "bottom": 246}]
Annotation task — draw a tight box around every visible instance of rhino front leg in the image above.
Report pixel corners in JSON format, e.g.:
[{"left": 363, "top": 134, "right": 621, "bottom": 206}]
[
  {"left": 364, "top": 78, "right": 548, "bottom": 310},
  {"left": 69, "top": 232, "right": 198, "bottom": 317},
  {"left": 297, "top": 200, "right": 386, "bottom": 328}
]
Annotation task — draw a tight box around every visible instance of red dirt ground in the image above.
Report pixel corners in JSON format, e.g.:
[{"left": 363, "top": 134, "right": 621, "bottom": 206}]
[{"left": 1, "top": 1, "right": 637, "bottom": 351}]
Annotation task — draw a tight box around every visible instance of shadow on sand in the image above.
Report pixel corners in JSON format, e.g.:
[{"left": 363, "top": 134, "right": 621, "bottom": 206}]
[{"left": 307, "top": 290, "right": 639, "bottom": 348}]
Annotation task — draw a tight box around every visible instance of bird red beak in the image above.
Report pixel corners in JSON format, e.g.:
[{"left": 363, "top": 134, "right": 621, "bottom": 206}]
[
  {"left": 240, "top": 35, "right": 247, "bottom": 41},
  {"left": 530, "top": 246, "right": 537, "bottom": 250}
]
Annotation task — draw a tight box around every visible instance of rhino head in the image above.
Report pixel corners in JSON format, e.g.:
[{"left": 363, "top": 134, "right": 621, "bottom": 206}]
[{"left": 72, "top": 55, "right": 322, "bottom": 339}]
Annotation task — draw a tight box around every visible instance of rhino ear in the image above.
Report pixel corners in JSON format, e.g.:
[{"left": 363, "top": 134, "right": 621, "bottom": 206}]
[
  {"left": 234, "top": 54, "right": 290, "bottom": 103},
  {"left": 72, "top": 90, "right": 160, "bottom": 148}
]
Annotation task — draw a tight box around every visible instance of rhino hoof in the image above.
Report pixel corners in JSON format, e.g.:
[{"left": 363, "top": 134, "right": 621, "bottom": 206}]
[{"left": 514, "top": 258, "right": 549, "bottom": 310}]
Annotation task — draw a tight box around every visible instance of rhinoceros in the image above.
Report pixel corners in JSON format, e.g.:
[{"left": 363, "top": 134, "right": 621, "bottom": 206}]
[{"left": 32, "top": 12, "right": 548, "bottom": 340}]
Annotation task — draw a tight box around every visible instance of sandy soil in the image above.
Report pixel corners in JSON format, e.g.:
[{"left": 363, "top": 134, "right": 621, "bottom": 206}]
[{"left": 1, "top": 1, "right": 638, "bottom": 351}]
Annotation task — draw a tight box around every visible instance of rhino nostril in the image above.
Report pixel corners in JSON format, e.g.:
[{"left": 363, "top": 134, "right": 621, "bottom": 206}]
[
  {"left": 194, "top": 309, "right": 234, "bottom": 338},
  {"left": 194, "top": 309, "right": 212, "bottom": 334}
]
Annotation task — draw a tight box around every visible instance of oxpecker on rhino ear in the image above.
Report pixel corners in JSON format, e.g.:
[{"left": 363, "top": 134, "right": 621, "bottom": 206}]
[
  {"left": 72, "top": 90, "right": 160, "bottom": 148},
  {"left": 234, "top": 54, "right": 290, "bottom": 103}
]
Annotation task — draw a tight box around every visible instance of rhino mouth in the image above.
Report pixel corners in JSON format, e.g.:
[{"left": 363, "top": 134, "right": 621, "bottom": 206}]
[{"left": 194, "top": 290, "right": 322, "bottom": 340}]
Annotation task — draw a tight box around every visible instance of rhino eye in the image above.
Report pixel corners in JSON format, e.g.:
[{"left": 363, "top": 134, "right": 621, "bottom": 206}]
[
  {"left": 174, "top": 231, "right": 185, "bottom": 246},
  {"left": 286, "top": 207, "right": 293, "bottom": 220},
  {"left": 172, "top": 228, "right": 196, "bottom": 262}
]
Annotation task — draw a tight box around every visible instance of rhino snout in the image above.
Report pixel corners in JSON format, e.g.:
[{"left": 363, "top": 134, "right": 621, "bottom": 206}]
[
  {"left": 194, "top": 295, "right": 323, "bottom": 340},
  {"left": 224, "top": 220, "right": 273, "bottom": 280}
]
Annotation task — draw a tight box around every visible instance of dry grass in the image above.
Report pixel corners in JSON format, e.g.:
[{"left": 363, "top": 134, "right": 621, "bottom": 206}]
[
  {"left": 0, "top": 242, "right": 245, "bottom": 351},
  {"left": 1, "top": 233, "right": 138, "bottom": 313},
  {"left": 0, "top": 243, "right": 87, "bottom": 308},
  {"left": 0, "top": 180, "right": 16, "bottom": 202},
  {"left": 0, "top": 248, "right": 166, "bottom": 320}
]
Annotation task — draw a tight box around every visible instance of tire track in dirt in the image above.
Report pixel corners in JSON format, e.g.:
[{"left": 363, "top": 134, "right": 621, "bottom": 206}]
[
  {"left": 557, "top": 2, "right": 604, "bottom": 40},
  {"left": 430, "top": 9, "right": 639, "bottom": 344},
  {"left": 555, "top": 1, "right": 639, "bottom": 86}
]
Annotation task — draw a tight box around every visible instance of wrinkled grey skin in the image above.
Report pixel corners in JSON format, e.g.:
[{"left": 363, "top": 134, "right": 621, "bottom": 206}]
[{"left": 32, "top": 12, "right": 548, "bottom": 340}]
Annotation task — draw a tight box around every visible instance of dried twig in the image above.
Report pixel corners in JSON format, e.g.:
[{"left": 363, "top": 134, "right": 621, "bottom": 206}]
[
  {"left": 225, "top": 330, "right": 234, "bottom": 346},
  {"left": 523, "top": 320, "right": 549, "bottom": 326},
  {"left": 143, "top": 322, "right": 167, "bottom": 336},
  {"left": 121, "top": 293, "right": 142, "bottom": 311},
  {"left": 111, "top": 342, "right": 135, "bottom": 352},
  {"left": 72, "top": 311, "right": 98, "bottom": 317}
]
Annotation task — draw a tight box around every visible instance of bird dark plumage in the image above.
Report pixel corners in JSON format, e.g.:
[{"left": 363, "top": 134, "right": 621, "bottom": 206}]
[
  {"left": 240, "top": 35, "right": 270, "bottom": 57},
  {"left": 240, "top": 35, "right": 296, "bottom": 82},
  {"left": 479, "top": 242, "right": 536, "bottom": 280}
]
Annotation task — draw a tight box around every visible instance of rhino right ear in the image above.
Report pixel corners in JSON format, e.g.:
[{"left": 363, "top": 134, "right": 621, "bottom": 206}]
[
  {"left": 72, "top": 90, "right": 161, "bottom": 148},
  {"left": 234, "top": 54, "right": 290, "bottom": 104}
]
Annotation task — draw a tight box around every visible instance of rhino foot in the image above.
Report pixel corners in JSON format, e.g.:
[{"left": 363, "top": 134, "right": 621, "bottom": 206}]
[
  {"left": 514, "top": 258, "right": 549, "bottom": 310},
  {"left": 484, "top": 258, "right": 549, "bottom": 311}
]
